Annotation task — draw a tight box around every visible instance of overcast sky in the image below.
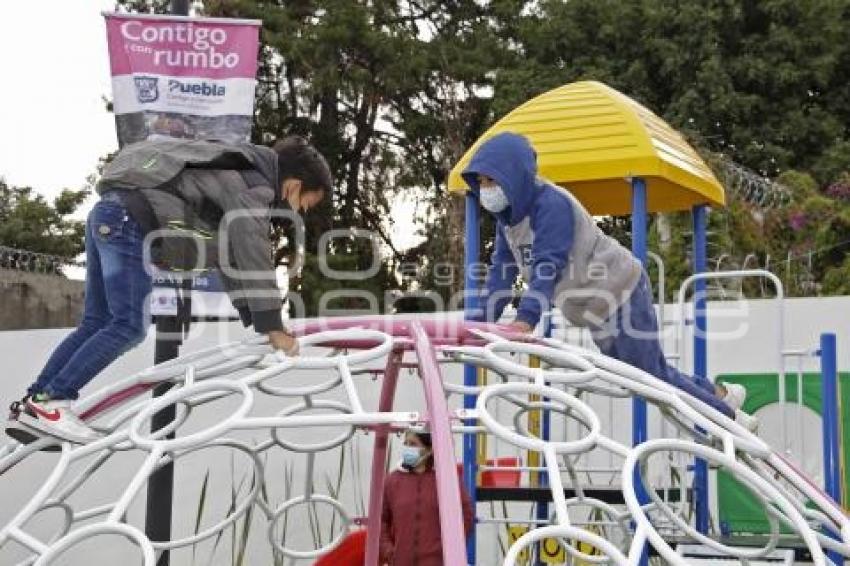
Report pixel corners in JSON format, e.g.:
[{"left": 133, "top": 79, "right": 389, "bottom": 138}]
[{"left": 0, "top": 2, "right": 118, "bottom": 209}]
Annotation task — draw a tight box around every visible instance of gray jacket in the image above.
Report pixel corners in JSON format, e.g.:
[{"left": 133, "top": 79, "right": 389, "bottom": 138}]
[
  {"left": 97, "top": 139, "right": 286, "bottom": 333},
  {"left": 502, "top": 184, "right": 642, "bottom": 326}
]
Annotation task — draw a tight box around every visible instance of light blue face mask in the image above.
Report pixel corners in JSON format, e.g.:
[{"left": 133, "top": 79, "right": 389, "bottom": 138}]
[
  {"left": 479, "top": 185, "right": 509, "bottom": 213},
  {"left": 401, "top": 445, "right": 424, "bottom": 468}
]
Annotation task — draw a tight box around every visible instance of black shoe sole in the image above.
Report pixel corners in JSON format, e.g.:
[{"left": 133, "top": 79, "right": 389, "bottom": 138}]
[
  {"left": 5, "top": 426, "right": 39, "bottom": 445},
  {"left": 5, "top": 421, "right": 62, "bottom": 452}
]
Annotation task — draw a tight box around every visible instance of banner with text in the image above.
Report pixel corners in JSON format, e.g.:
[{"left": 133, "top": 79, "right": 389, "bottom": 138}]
[{"left": 104, "top": 12, "right": 261, "bottom": 146}]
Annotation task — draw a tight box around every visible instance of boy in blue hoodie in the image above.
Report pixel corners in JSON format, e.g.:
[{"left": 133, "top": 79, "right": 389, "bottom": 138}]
[{"left": 463, "top": 132, "right": 754, "bottom": 428}]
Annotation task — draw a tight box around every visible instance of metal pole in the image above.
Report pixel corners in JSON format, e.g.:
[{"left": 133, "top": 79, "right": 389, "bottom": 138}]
[
  {"left": 144, "top": 9, "right": 191, "bottom": 566},
  {"left": 820, "top": 333, "right": 843, "bottom": 565},
  {"left": 631, "top": 179, "right": 648, "bottom": 447},
  {"left": 364, "top": 351, "right": 403, "bottom": 566},
  {"left": 145, "top": 318, "right": 179, "bottom": 566},
  {"left": 533, "top": 313, "right": 553, "bottom": 566},
  {"left": 146, "top": 278, "right": 191, "bottom": 566},
  {"left": 463, "top": 192, "right": 480, "bottom": 564},
  {"left": 411, "top": 322, "right": 471, "bottom": 566},
  {"left": 692, "top": 205, "right": 710, "bottom": 534},
  {"left": 631, "top": 178, "right": 649, "bottom": 566},
  {"left": 170, "top": 0, "right": 189, "bottom": 16}
]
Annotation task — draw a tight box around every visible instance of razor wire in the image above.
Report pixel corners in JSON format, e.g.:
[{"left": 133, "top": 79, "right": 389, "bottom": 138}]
[
  {"left": 0, "top": 322, "right": 848, "bottom": 566},
  {"left": 0, "top": 246, "right": 79, "bottom": 275},
  {"left": 707, "top": 155, "right": 793, "bottom": 210}
]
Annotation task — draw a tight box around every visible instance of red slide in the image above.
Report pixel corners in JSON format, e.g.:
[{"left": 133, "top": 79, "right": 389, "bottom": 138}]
[{"left": 313, "top": 530, "right": 367, "bottom": 566}]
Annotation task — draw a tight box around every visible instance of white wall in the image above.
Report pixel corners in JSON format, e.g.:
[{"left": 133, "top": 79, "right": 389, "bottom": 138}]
[{"left": 0, "top": 296, "right": 848, "bottom": 565}]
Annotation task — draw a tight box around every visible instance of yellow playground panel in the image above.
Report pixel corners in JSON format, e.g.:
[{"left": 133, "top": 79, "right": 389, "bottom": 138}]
[{"left": 447, "top": 80, "right": 725, "bottom": 216}]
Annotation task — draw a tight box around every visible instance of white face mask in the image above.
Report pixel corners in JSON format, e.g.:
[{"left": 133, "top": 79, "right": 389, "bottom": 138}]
[{"left": 479, "top": 185, "right": 509, "bottom": 213}]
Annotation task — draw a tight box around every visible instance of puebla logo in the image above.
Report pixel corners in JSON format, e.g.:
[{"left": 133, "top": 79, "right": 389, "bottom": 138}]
[
  {"left": 168, "top": 79, "right": 226, "bottom": 97},
  {"left": 133, "top": 76, "right": 159, "bottom": 103}
]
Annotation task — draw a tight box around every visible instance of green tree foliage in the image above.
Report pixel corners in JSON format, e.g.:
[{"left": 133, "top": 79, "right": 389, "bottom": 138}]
[
  {"left": 113, "top": 0, "right": 850, "bottom": 307},
  {"left": 114, "top": 0, "right": 507, "bottom": 304},
  {"left": 199, "top": 0, "right": 505, "bottom": 305},
  {"left": 489, "top": 0, "right": 850, "bottom": 301},
  {"left": 0, "top": 178, "right": 87, "bottom": 260},
  {"left": 492, "top": 0, "right": 849, "bottom": 178}
]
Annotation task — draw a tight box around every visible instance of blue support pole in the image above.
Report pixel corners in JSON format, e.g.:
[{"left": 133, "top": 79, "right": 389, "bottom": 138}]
[
  {"left": 631, "top": 179, "right": 649, "bottom": 448},
  {"left": 692, "top": 205, "right": 710, "bottom": 535},
  {"left": 819, "top": 333, "right": 843, "bottom": 565},
  {"left": 631, "top": 178, "right": 649, "bottom": 566},
  {"left": 463, "top": 192, "right": 480, "bottom": 565}
]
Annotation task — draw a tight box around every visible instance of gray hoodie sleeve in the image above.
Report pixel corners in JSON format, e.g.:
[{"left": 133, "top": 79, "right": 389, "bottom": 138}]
[{"left": 214, "top": 171, "right": 285, "bottom": 333}]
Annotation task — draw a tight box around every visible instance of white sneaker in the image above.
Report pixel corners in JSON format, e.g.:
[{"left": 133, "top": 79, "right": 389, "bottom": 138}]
[
  {"left": 19, "top": 396, "right": 100, "bottom": 444},
  {"left": 722, "top": 383, "right": 748, "bottom": 412},
  {"left": 734, "top": 408, "right": 759, "bottom": 433}
]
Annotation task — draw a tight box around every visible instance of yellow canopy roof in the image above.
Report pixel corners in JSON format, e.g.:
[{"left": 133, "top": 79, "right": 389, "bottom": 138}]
[{"left": 447, "top": 81, "right": 725, "bottom": 215}]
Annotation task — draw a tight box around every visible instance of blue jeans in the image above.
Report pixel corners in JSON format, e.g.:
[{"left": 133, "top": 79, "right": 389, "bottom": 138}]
[
  {"left": 28, "top": 193, "right": 151, "bottom": 400},
  {"left": 591, "top": 273, "right": 733, "bottom": 418}
]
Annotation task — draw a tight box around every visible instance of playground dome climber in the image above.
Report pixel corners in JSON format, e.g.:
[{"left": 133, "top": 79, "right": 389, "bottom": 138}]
[{"left": 1, "top": 318, "right": 848, "bottom": 565}]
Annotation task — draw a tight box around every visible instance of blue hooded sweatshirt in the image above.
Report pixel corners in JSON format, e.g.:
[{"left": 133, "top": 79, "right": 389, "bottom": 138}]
[
  {"left": 462, "top": 132, "right": 574, "bottom": 327},
  {"left": 460, "top": 134, "right": 733, "bottom": 419},
  {"left": 462, "top": 131, "right": 642, "bottom": 329}
]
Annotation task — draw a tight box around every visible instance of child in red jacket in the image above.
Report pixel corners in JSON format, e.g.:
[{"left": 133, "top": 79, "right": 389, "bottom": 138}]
[{"left": 380, "top": 430, "right": 474, "bottom": 566}]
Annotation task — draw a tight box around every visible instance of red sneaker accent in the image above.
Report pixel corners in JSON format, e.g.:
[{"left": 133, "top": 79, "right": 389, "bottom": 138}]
[{"left": 27, "top": 402, "right": 61, "bottom": 422}]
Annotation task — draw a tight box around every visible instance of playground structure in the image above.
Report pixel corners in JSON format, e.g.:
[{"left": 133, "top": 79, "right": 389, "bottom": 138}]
[
  {"left": 0, "top": 317, "right": 848, "bottom": 565},
  {"left": 447, "top": 80, "right": 735, "bottom": 562},
  {"left": 1, "top": 80, "right": 849, "bottom": 565}
]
